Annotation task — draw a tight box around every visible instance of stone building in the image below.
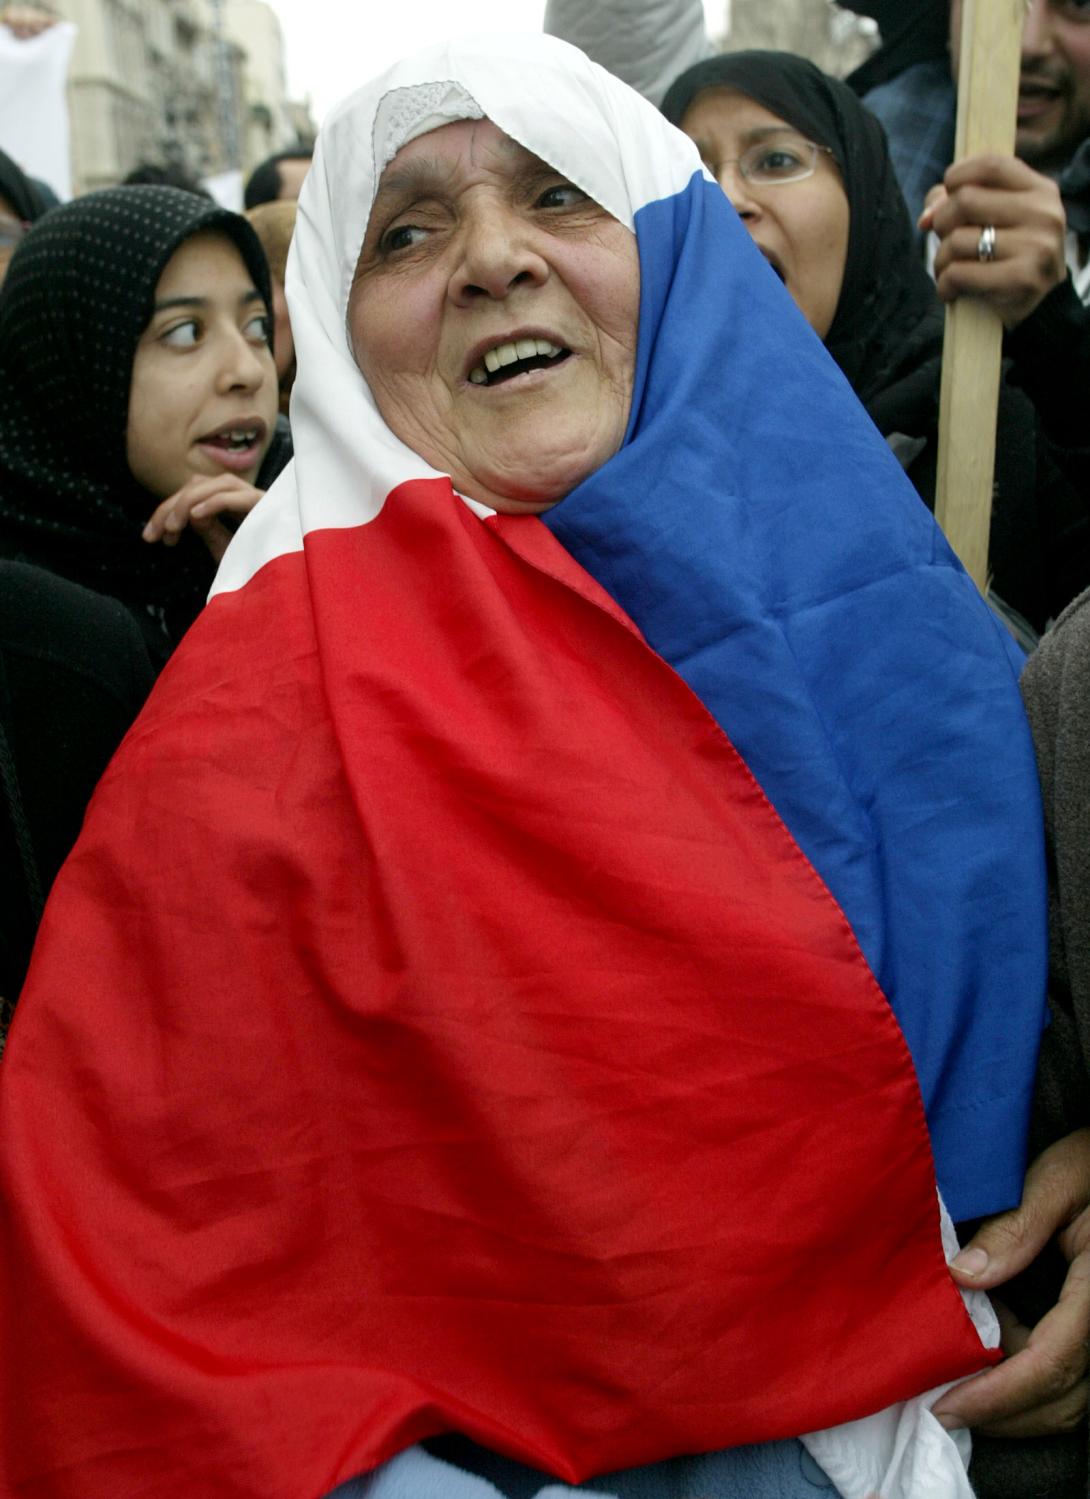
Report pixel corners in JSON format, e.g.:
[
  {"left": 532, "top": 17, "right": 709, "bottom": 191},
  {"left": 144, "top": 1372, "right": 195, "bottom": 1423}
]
[
  {"left": 36, "top": 0, "right": 312, "bottom": 195},
  {"left": 223, "top": 0, "right": 309, "bottom": 175}
]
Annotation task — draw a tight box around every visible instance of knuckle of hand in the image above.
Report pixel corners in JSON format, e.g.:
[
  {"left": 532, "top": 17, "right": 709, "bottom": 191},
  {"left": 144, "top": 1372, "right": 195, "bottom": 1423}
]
[
  {"left": 1048, "top": 1387, "right": 1088, "bottom": 1434},
  {"left": 981, "top": 1213, "right": 1030, "bottom": 1255},
  {"left": 1033, "top": 250, "right": 1062, "bottom": 285},
  {"left": 1033, "top": 1159, "right": 1081, "bottom": 1216},
  {"left": 1039, "top": 1346, "right": 1083, "bottom": 1398}
]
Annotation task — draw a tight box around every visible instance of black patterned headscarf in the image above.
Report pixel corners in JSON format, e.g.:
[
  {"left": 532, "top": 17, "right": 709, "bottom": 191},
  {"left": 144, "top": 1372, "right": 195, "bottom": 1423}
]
[
  {"left": 0, "top": 186, "right": 287, "bottom": 650},
  {"left": 661, "top": 51, "right": 945, "bottom": 429}
]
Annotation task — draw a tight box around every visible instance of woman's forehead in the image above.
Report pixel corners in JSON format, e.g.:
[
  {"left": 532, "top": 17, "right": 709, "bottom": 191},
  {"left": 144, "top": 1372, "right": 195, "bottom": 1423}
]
[
  {"left": 682, "top": 88, "right": 798, "bottom": 139},
  {"left": 374, "top": 120, "right": 547, "bottom": 202}
]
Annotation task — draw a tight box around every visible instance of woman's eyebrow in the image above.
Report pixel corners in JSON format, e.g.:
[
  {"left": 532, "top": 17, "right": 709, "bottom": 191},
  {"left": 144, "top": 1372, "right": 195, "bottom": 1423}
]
[
  {"left": 151, "top": 288, "right": 264, "bottom": 313},
  {"left": 742, "top": 125, "right": 805, "bottom": 141},
  {"left": 372, "top": 139, "right": 554, "bottom": 208},
  {"left": 372, "top": 157, "right": 456, "bottom": 205}
]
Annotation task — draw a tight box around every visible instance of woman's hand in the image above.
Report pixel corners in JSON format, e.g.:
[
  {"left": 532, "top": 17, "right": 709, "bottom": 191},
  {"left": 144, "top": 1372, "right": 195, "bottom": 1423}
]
[
  {"left": 918, "top": 153, "right": 1068, "bottom": 331},
  {"left": 142, "top": 475, "right": 264, "bottom": 565},
  {"left": 932, "top": 1128, "right": 1090, "bottom": 1437}
]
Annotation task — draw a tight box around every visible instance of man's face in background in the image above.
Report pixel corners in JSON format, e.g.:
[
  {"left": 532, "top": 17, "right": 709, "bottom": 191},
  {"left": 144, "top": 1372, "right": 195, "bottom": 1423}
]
[{"left": 949, "top": 0, "right": 1090, "bottom": 171}]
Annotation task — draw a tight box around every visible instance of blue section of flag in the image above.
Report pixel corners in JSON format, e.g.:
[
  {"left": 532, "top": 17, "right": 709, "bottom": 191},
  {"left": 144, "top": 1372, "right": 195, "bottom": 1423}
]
[{"left": 545, "top": 171, "right": 1048, "bottom": 1223}]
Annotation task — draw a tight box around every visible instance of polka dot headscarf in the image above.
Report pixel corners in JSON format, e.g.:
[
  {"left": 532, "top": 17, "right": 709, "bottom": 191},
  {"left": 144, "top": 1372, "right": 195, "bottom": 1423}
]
[{"left": 0, "top": 186, "right": 280, "bottom": 638}]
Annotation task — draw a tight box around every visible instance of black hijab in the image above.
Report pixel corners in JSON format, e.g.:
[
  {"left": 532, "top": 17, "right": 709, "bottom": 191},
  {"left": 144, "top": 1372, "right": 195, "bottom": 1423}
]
[
  {"left": 0, "top": 186, "right": 289, "bottom": 656},
  {"left": 661, "top": 51, "right": 945, "bottom": 433},
  {"left": 0, "top": 147, "right": 47, "bottom": 226}
]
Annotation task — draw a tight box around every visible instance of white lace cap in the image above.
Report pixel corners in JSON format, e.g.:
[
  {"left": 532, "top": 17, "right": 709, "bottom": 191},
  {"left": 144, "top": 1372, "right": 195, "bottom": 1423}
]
[{"left": 373, "top": 80, "right": 484, "bottom": 177}]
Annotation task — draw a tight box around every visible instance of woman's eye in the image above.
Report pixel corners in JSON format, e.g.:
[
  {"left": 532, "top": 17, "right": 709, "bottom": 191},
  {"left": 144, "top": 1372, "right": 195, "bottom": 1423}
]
[
  {"left": 244, "top": 313, "right": 271, "bottom": 345},
  {"left": 161, "top": 320, "right": 200, "bottom": 348},
  {"left": 378, "top": 223, "right": 427, "bottom": 255},
  {"left": 536, "top": 182, "right": 588, "bottom": 210},
  {"left": 756, "top": 149, "right": 803, "bottom": 175}
]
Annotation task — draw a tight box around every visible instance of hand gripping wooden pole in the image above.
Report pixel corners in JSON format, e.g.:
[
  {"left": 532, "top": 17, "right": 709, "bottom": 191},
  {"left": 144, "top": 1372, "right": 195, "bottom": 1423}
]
[{"left": 934, "top": 0, "right": 1025, "bottom": 591}]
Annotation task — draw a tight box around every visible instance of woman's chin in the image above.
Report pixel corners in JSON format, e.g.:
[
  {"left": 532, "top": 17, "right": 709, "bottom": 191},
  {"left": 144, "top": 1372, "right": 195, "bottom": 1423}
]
[
  {"left": 450, "top": 465, "right": 569, "bottom": 516},
  {"left": 454, "top": 448, "right": 618, "bottom": 516},
  {"left": 482, "top": 491, "right": 564, "bottom": 516}
]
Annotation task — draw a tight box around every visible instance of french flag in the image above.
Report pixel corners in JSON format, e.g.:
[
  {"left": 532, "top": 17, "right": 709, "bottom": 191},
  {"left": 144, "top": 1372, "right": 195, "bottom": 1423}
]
[{"left": 0, "top": 35, "right": 1046, "bottom": 1499}]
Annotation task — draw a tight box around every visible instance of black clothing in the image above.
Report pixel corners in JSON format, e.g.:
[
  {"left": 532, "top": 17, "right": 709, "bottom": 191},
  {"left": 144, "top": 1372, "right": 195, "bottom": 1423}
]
[
  {"left": 954, "top": 602, "right": 1090, "bottom": 1499},
  {"left": 661, "top": 51, "right": 1090, "bottom": 633},
  {"left": 0, "top": 562, "right": 154, "bottom": 1019},
  {"left": 0, "top": 146, "right": 47, "bottom": 225},
  {"left": 1060, "top": 138, "right": 1090, "bottom": 237},
  {"left": 0, "top": 186, "right": 290, "bottom": 660},
  {"left": 834, "top": 1, "right": 950, "bottom": 98}
]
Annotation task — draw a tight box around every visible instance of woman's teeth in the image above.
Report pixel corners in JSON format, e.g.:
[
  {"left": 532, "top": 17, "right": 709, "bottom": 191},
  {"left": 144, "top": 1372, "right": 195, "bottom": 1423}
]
[
  {"left": 469, "top": 338, "right": 566, "bottom": 385},
  {"left": 207, "top": 428, "right": 259, "bottom": 451}
]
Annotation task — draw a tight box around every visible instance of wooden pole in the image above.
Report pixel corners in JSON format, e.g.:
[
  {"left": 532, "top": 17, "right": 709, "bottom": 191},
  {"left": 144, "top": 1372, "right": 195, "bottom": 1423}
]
[{"left": 934, "top": 0, "right": 1025, "bottom": 591}]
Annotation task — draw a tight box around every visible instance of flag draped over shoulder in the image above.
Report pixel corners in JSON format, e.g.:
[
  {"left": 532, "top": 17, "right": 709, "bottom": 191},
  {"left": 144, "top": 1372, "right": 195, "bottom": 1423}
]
[{"left": 0, "top": 34, "right": 1045, "bottom": 1499}]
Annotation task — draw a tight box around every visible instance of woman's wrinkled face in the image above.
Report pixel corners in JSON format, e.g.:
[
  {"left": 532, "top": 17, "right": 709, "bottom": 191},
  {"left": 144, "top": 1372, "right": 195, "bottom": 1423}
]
[
  {"left": 348, "top": 119, "right": 640, "bottom": 515},
  {"left": 127, "top": 231, "right": 278, "bottom": 501},
  {"left": 681, "top": 88, "right": 850, "bottom": 340}
]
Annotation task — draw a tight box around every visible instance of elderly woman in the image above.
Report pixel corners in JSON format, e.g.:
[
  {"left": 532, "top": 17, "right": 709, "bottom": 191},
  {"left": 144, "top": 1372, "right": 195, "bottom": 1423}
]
[{"left": 0, "top": 35, "right": 1049, "bottom": 1499}]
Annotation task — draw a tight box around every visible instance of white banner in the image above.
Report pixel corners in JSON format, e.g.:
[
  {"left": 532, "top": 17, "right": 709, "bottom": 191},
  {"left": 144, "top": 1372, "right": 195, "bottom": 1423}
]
[
  {"left": 0, "top": 20, "right": 76, "bottom": 201},
  {"left": 202, "top": 168, "right": 244, "bottom": 212}
]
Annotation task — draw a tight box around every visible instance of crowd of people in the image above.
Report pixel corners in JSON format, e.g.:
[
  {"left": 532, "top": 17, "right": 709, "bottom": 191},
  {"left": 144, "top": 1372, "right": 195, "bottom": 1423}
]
[{"left": 0, "top": 2, "right": 1089, "bottom": 1497}]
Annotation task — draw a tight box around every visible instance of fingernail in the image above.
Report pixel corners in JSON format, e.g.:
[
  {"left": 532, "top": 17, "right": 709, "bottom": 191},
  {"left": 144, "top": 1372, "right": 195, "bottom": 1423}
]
[
  {"left": 141, "top": 524, "right": 153, "bottom": 539},
  {"left": 951, "top": 1246, "right": 989, "bottom": 1276},
  {"left": 936, "top": 1413, "right": 964, "bottom": 1432}
]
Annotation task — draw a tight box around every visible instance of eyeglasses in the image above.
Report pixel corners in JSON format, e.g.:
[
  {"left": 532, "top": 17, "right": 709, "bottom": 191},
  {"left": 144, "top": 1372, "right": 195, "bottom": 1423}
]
[
  {"left": 0, "top": 216, "right": 28, "bottom": 249},
  {"left": 705, "top": 133, "right": 835, "bottom": 187}
]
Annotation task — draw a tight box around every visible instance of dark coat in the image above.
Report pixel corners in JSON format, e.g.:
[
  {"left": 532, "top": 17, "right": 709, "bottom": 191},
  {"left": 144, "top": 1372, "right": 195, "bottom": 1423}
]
[
  {"left": 0, "top": 562, "right": 155, "bottom": 1017},
  {"left": 962, "top": 597, "right": 1090, "bottom": 1499}
]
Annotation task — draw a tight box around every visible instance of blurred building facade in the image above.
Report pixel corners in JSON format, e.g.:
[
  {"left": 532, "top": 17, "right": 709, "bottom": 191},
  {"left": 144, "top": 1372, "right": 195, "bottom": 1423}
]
[
  {"left": 41, "top": 0, "right": 314, "bottom": 194},
  {"left": 725, "top": 0, "right": 877, "bottom": 77},
  {"left": 223, "top": 0, "right": 301, "bottom": 174}
]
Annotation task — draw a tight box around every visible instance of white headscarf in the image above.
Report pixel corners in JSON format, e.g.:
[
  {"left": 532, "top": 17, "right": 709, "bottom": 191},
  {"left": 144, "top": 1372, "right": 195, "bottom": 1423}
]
[{"left": 214, "top": 32, "right": 697, "bottom": 594}]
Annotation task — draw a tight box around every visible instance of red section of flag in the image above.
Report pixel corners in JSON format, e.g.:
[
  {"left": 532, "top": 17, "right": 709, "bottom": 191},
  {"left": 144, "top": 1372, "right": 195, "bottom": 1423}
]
[{"left": 1, "top": 481, "right": 994, "bottom": 1497}]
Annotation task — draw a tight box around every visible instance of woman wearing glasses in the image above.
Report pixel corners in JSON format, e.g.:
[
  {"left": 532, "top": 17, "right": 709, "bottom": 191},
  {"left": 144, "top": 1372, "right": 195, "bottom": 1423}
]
[{"left": 659, "top": 51, "right": 1090, "bottom": 644}]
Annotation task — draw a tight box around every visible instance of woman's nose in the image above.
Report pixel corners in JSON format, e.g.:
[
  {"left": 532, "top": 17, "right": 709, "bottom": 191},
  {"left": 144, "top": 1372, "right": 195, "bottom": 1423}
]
[
  {"left": 447, "top": 202, "right": 550, "bottom": 303},
  {"left": 218, "top": 329, "right": 269, "bottom": 393},
  {"left": 715, "top": 163, "right": 760, "bottom": 219}
]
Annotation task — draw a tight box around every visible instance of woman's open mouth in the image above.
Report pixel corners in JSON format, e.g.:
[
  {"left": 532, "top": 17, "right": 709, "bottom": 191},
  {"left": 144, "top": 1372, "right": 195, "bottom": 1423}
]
[
  {"left": 196, "top": 419, "right": 269, "bottom": 473},
  {"left": 756, "top": 248, "right": 786, "bottom": 285},
  {"left": 467, "top": 337, "right": 572, "bottom": 387}
]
